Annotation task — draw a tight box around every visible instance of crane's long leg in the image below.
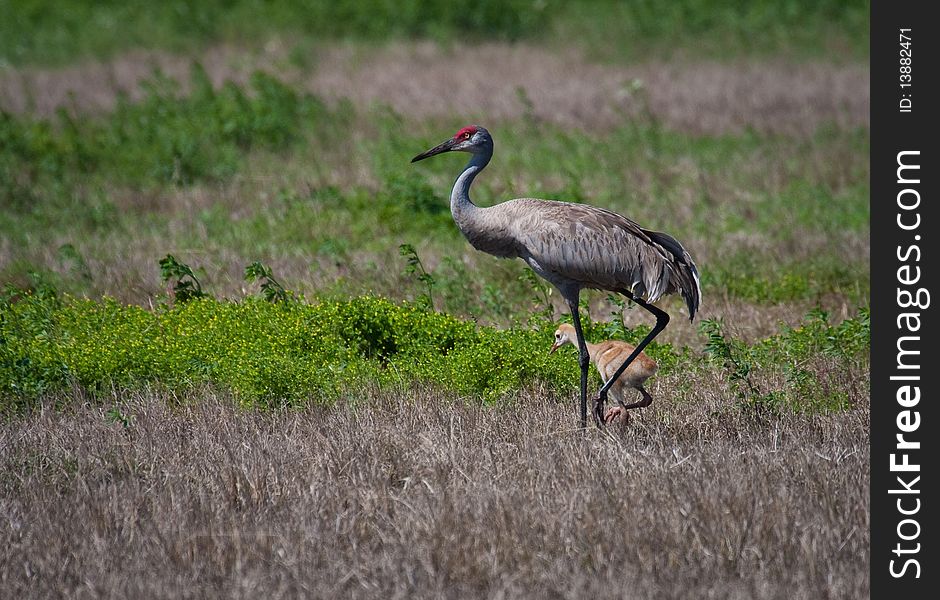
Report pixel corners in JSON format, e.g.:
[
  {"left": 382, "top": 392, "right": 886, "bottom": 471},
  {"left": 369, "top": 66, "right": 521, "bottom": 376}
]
[
  {"left": 592, "top": 291, "right": 669, "bottom": 425},
  {"left": 565, "top": 294, "right": 592, "bottom": 429}
]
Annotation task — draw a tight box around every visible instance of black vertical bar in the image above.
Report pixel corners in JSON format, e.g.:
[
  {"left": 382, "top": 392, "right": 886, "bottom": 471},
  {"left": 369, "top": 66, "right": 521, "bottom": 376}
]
[{"left": 871, "top": 1, "right": 936, "bottom": 597}]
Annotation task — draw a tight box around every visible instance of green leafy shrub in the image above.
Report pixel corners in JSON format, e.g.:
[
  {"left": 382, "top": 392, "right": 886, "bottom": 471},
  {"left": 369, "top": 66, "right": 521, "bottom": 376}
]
[
  {"left": 701, "top": 308, "right": 869, "bottom": 415},
  {"left": 399, "top": 244, "right": 437, "bottom": 311},
  {"left": 757, "top": 306, "right": 870, "bottom": 362},
  {"left": 701, "top": 317, "right": 782, "bottom": 418},
  {"left": 1, "top": 287, "right": 867, "bottom": 413},
  {"left": 244, "top": 261, "right": 292, "bottom": 304},
  {"left": 0, "top": 292, "right": 592, "bottom": 407},
  {"left": 159, "top": 254, "right": 207, "bottom": 304}
]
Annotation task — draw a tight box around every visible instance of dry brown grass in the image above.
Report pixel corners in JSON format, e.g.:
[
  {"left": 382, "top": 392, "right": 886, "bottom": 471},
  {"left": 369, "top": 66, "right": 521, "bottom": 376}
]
[
  {"left": 0, "top": 42, "right": 868, "bottom": 135},
  {"left": 1, "top": 380, "right": 869, "bottom": 599}
]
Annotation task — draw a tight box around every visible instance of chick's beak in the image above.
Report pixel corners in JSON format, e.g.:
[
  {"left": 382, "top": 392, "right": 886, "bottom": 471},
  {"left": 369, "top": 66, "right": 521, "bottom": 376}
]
[
  {"left": 549, "top": 342, "right": 559, "bottom": 354},
  {"left": 411, "top": 137, "right": 458, "bottom": 162}
]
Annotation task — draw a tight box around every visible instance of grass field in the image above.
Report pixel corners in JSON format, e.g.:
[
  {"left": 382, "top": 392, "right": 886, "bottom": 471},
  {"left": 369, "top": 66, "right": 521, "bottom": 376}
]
[
  {"left": 1, "top": 2, "right": 869, "bottom": 597},
  {"left": 2, "top": 388, "right": 868, "bottom": 598}
]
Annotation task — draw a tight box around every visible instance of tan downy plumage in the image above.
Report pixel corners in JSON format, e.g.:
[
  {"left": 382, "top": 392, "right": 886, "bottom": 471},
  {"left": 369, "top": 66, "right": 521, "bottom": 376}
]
[{"left": 550, "top": 323, "right": 658, "bottom": 423}]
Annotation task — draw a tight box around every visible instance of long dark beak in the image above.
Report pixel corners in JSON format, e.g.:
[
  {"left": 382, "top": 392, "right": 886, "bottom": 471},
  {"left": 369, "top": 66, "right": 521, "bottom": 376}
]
[{"left": 411, "top": 138, "right": 457, "bottom": 163}]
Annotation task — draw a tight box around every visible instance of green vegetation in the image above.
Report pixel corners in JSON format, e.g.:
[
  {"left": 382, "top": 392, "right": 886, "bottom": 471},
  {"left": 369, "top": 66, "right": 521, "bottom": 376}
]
[
  {"left": 0, "top": 6, "right": 870, "bottom": 596},
  {"left": 159, "top": 254, "right": 207, "bottom": 303},
  {"left": 0, "top": 6, "right": 869, "bottom": 413},
  {"left": 561, "top": 0, "right": 869, "bottom": 61},
  {"left": 1, "top": 66, "right": 341, "bottom": 192},
  {"left": 1, "top": 278, "right": 868, "bottom": 413},
  {"left": 243, "top": 260, "right": 292, "bottom": 304},
  {"left": 0, "top": 0, "right": 869, "bottom": 67},
  {"left": 0, "top": 68, "right": 869, "bottom": 311},
  {"left": 702, "top": 307, "right": 869, "bottom": 414},
  {"left": 0, "top": 0, "right": 548, "bottom": 66},
  {"left": 0, "top": 287, "right": 651, "bottom": 406}
]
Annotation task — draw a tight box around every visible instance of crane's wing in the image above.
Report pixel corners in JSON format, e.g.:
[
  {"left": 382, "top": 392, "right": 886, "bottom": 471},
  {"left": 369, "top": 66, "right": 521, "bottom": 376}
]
[{"left": 506, "top": 199, "right": 701, "bottom": 320}]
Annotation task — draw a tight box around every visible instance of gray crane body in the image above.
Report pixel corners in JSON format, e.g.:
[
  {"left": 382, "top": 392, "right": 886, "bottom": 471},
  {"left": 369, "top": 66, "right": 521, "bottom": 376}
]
[{"left": 413, "top": 125, "right": 701, "bottom": 428}]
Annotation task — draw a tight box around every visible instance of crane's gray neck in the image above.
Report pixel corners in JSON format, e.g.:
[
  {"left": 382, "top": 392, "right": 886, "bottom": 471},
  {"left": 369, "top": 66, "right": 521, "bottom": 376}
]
[{"left": 450, "top": 150, "right": 491, "bottom": 225}]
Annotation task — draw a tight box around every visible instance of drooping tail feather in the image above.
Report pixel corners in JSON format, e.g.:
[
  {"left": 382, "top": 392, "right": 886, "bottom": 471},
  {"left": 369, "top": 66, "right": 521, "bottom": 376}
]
[{"left": 645, "top": 230, "right": 701, "bottom": 321}]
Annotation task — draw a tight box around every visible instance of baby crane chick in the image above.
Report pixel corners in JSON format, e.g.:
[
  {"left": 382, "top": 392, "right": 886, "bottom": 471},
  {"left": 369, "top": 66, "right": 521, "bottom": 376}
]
[{"left": 550, "top": 323, "right": 658, "bottom": 423}]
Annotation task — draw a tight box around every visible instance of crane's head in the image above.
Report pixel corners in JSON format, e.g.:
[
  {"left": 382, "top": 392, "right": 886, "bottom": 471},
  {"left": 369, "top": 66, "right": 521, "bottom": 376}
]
[
  {"left": 549, "top": 323, "right": 577, "bottom": 354},
  {"left": 411, "top": 125, "right": 492, "bottom": 163}
]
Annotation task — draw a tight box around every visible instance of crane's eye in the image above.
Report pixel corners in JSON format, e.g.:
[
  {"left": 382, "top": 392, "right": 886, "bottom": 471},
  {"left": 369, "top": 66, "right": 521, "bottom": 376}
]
[{"left": 464, "top": 131, "right": 472, "bottom": 139}]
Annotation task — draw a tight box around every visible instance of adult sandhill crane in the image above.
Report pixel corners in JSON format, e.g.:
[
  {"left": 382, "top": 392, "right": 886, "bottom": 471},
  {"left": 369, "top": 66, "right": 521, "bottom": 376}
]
[
  {"left": 550, "top": 323, "right": 658, "bottom": 424},
  {"left": 412, "top": 125, "right": 700, "bottom": 428}
]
